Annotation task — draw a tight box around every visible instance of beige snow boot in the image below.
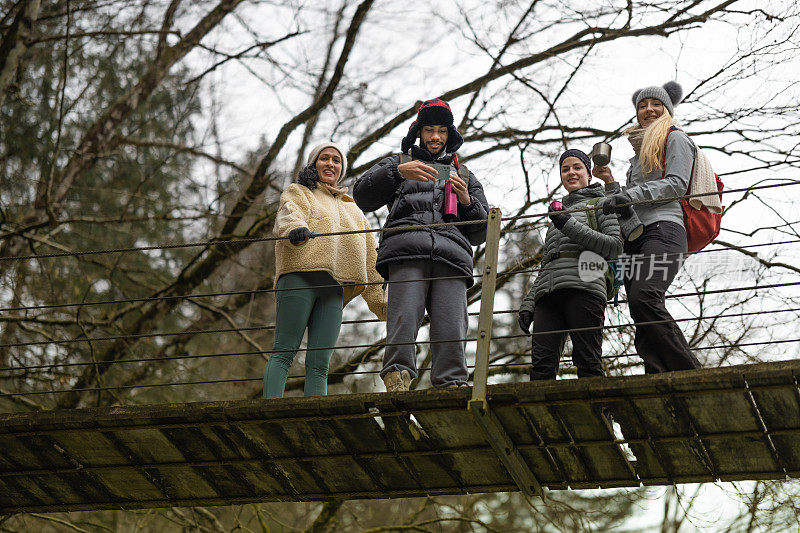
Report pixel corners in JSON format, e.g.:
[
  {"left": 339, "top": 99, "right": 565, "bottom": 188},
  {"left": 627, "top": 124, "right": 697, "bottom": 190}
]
[{"left": 383, "top": 370, "right": 411, "bottom": 392}]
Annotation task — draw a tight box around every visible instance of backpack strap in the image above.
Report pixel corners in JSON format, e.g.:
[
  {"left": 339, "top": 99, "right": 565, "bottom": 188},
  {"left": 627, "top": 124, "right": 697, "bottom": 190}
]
[
  {"left": 453, "top": 154, "right": 469, "bottom": 186},
  {"left": 458, "top": 164, "right": 470, "bottom": 185},
  {"left": 585, "top": 197, "right": 600, "bottom": 231},
  {"left": 660, "top": 127, "right": 697, "bottom": 195},
  {"left": 660, "top": 126, "right": 678, "bottom": 179}
]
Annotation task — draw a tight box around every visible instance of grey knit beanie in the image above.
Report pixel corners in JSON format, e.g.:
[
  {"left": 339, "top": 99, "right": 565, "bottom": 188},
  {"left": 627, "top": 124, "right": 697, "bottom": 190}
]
[
  {"left": 305, "top": 141, "right": 347, "bottom": 182},
  {"left": 632, "top": 81, "right": 683, "bottom": 117}
]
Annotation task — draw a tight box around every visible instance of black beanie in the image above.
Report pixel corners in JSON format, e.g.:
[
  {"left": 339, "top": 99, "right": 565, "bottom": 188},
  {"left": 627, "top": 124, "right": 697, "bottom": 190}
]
[
  {"left": 559, "top": 149, "right": 592, "bottom": 174},
  {"left": 401, "top": 99, "right": 464, "bottom": 154}
]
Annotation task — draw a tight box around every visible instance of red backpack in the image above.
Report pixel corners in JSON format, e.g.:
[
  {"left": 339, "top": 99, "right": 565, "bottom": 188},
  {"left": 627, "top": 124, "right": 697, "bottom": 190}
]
[{"left": 662, "top": 128, "right": 724, "bottom": 252}]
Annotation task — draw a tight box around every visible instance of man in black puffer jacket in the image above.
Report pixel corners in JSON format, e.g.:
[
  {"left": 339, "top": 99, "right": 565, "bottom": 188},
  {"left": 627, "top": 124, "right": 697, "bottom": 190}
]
[{"left": 353, "top": 99, "right": 489, "bottom": 392}]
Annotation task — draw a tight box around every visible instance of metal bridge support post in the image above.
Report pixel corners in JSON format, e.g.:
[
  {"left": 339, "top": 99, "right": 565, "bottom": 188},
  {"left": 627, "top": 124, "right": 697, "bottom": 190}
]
[
  {"left": 468, "top": 208, "right": 543, "bottom": 498},
  {"left": 471, "top": 208, "right": 501, "bottom": 401}
]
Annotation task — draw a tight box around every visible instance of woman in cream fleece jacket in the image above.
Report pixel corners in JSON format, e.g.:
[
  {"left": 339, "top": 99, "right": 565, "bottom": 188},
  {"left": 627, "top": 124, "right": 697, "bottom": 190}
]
[{"left": 264, "top": 142, "right": 386, "bottom": 399}]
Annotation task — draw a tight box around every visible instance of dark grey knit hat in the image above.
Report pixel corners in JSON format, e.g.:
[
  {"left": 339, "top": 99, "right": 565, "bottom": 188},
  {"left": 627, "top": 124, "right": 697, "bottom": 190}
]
[
  {"left": 559, "top": 149, "right": 592, "bottom": 174},
  {"left": 632, "top": 81, "right": 683, "bottom": 116}
]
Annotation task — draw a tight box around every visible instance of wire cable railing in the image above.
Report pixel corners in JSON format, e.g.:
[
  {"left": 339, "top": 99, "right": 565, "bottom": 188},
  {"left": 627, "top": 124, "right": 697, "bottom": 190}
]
[
  {"left": 0, "top": 185, "right": 798, "bottom": 403},
  {"left": 0, "top": 177, "right": 796, "bottom": 318},
  {"left": 3, "top": 332, "right": 797, "bottom": 399},
  {"left": 0, "top": 180, "right": 795, "bottom": 264},
  {"left": 4, "top": 336, "right": 797, "bottom": 380},
  {"left": 0, "top": 237, "right": 795, "bottom": 316},
  {"left": 0, "top": 280, "right": 797, "bottom": 354},
  {"left": 1, "top": 301, "right": 797, "bottom": 398}
]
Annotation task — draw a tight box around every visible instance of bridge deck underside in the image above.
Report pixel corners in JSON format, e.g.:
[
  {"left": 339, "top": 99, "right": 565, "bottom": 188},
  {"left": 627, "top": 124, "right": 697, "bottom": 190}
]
[{"left": 1, "top": 360, "right": 798, "bottom": 513}]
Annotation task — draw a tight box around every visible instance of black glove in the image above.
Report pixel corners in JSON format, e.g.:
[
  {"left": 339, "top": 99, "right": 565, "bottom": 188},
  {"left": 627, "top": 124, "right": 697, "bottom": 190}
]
[
  {"left": 518, "top": 310, "right": 533, "bottom": 334},
  {"left": 548, "top": 202, "right": 571, "bottom": 230},
  {"left": 288, "top": 227, "right": 312, "bottom": 245},
  {"left": 602, "top": 192, "right": 633, "bottom": 216}
]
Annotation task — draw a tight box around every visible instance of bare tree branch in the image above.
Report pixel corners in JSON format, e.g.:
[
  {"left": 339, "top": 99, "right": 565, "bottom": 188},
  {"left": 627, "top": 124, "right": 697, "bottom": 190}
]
[{"left": 0, "top": 0, "right": 41, "bottom": 108}]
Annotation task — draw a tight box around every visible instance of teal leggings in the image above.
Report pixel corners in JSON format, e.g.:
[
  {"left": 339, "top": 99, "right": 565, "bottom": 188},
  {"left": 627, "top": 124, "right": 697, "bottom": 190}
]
[{"left": 263, "top": 271, "right": 343, "bottom": 398}]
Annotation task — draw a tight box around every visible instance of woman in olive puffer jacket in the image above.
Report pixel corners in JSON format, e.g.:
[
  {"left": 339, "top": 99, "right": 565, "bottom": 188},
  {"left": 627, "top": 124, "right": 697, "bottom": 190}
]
[{"left": 518, "top": 149, "right": 623, "bottom": 380}]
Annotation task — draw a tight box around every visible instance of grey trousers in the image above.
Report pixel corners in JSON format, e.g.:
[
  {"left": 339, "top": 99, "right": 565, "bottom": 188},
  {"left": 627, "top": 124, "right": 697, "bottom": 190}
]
[{"left": 381, "top": 260, "right": 469, "bottom": 388}]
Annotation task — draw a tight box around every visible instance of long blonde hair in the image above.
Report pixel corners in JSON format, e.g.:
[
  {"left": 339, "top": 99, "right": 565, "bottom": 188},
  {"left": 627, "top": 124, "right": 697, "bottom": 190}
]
[{"left": 626, "top": 112, "right": 679, "bottom": 174}]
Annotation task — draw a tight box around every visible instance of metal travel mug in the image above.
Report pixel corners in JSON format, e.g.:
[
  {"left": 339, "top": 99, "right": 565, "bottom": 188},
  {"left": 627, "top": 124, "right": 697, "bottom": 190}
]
[
  {"left": 591, "top": 142, "right": 612, "bottom": 167},
  {"left": 443, "top": 181, "right": 458, "bottom": 221}
]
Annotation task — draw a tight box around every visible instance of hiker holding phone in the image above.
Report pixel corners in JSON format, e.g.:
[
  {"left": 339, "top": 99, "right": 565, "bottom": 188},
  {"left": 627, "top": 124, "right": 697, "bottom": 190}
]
[{"left": 353, "top": 99, "right": 489, "bottom": 391}]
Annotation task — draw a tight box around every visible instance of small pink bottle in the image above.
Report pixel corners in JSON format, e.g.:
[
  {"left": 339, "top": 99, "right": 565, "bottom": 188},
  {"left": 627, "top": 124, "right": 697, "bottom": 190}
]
[{"left": 443, "top": 181, "right": 458, "bottom": 221}]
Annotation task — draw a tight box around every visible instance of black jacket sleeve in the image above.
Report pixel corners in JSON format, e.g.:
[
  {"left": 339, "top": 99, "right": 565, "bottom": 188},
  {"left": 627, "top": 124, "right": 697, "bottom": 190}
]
[
  {"left": 353, "top": 155, "right": 403, "bottom": 212},
  {"left": 457, "top": 170, "right": 489, "bottom": 246}
]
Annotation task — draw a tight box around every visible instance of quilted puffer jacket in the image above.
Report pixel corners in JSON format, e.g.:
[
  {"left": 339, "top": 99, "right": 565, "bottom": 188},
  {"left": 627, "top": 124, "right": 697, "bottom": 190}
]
[
  {"left": 353, "top": 145, "right": 489, "bottom": 287},
  {"left": 520, "top": 182, "right": 623, "bottom": 311}
]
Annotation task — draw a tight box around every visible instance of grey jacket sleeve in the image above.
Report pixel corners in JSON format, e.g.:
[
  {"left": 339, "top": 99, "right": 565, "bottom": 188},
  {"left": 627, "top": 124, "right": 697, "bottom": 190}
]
[
  {"left": 353, "top": 155, "right": 403, "bottom": 212},
  {"left": 626, "top": 130, "right": 695, "bottom": 205},
  {"left": 519, "top": 285, "right": 536, "bottom": 314},
  {"left": 519, "top": 226, "right": 552, "bottom": 315},
  {"left": 560, "top": 201, "right": 624, "bottom": 259},
  {"left": 457, "top": 170, "right": 489, "bottom": 245}
]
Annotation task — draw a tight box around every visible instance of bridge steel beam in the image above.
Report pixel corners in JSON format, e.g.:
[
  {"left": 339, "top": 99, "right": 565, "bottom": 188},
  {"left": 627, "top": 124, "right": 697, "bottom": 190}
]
[{"left": 468, "top": 207, "right": 543, "bottom": 498}]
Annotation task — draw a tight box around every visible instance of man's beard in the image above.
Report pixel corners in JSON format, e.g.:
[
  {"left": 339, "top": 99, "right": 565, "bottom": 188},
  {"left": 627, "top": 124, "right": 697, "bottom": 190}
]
[{"left": 423, "top": 140, "right": 445, "bottom": 156}]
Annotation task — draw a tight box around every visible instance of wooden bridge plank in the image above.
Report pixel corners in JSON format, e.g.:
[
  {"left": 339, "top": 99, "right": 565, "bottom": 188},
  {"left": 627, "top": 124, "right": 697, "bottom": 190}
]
[
  {"left": 380, "top": 413, "right": 457, "bottom": 491},
  {"left": 702, "top": 436, "right": 778, "bottom": 475},
  {"left": 674, "top": 378, "right": 779, "bottom": 477},
  {"left": 81, "top": 469, "right": 167, "bottom": 502},
  {"left": 0, "top": 475, "right": 50, "bottom": 508},
  {"left": 0, "top": 435, "right": 45, "bottom": 471},
  {"left": 103, "top": 428, "right": 186, "bottom": 463},
  {"left": 623, "top": 395, "right": 713, "bottom": 480},
  {"left": 410, "top": 410, "right": 513, "bottom": 487},
  {"left": 410, "top": 410, "right": 484, "bottom": 446},
  {"left": 549, "top": 403, "right": 637, "bottom": 485},
  {"left": 491, "top": 404, "right": 569, "bottom": 487},
  {"left": 231, "top": 423, "right": 342, "bottom": 496},
  {"left": 46, "top": 430, "right": 132, "bottom": 467},
  {"left": 602, "top": 398, "right": 671, "bottom": 483}
]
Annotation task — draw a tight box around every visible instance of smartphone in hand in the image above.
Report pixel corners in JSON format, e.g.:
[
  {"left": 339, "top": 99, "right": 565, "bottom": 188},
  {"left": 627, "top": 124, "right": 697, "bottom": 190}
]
[{"left": 429, "top": 163, "right": 452, "bottom": 181}]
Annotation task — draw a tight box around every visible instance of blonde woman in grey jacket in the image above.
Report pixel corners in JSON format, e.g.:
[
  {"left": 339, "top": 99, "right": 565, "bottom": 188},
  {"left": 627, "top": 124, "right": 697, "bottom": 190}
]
[
  {"left": 593, "top": 82, "right": 702, "bottom": 374},
  {"left": 518, "top": 150, "right": 623, "bottom": 380}
]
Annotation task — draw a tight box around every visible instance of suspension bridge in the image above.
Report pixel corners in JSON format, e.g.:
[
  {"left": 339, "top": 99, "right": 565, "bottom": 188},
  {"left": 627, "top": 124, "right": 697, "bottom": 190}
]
[
  {"left": 0, "top": 359, "right": 798, "bottom": 513},
  {"left": 1, "top": 199, "right": 799, "bottom": 513}
]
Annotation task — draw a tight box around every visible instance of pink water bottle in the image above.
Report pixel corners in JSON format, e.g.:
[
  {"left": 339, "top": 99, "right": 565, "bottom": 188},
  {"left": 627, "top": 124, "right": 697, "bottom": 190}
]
[{"left": 443, "top": 181, "right": 458, "bottom": 221}]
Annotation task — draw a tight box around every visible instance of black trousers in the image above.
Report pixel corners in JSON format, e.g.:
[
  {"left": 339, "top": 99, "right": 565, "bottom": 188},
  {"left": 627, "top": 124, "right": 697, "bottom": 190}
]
[
  {"left": 623, "top": 221, "right": 701, "bottom": 374},
  {"left": 530, "top": 288, "right": 606, "bottom": 380}
]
